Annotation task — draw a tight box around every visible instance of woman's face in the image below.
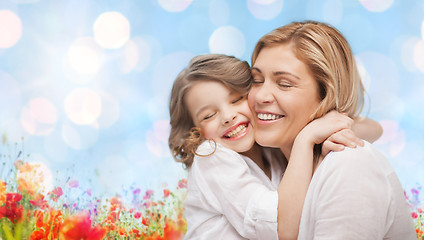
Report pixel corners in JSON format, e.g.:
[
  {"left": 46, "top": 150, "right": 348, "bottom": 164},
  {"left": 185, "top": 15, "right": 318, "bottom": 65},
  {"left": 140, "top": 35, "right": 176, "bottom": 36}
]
[
  {"left": 186, "top": 80, "right": 255, "bottom": 153},
  {"left": 248, "top": 43, "right": 321, "bottom": 155}
]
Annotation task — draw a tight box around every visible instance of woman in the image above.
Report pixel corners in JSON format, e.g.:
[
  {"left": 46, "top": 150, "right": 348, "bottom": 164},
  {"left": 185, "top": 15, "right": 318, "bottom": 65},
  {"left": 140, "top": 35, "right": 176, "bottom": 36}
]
[{"left": 248, "top": 20, "right": 416, "bottom": 239}]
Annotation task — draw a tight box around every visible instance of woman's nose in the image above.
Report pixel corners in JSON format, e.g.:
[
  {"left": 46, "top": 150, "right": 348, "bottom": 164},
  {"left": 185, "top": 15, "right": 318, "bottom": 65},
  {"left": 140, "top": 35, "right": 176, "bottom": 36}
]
[{"left": 254, "top": 82, "right": 274, "bottom": 104}]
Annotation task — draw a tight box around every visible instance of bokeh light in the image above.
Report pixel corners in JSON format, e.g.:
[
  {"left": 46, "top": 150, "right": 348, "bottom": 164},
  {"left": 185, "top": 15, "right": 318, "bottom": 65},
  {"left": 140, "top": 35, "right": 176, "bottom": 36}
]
[
  {"left": 356, "top": 52, "right": 399, "bottom": 112},
  {"left": 146, "top": 120, "right": 170, "bottom": 158},
  {"left": 413, "top": 39, "right": 424, "bottom": 73},
  {"left": 209, "top": 26, "right": 246, "bottom": 58},
  {"left": 21, "top": 98, "right": 57, "bottom": 136},
  {"left": 399, "top": 36, "right": 420, "bottom": 72},
  {"left": 132, "top": 37, "right": 153, "bottom": 72},
  {"left": 64, "top": 88, "right": 102, "bottom": 125},
  {"left": 0, "top": 10, "right": 22, "bottom": 48},
  {"left": 158, "top": 0, "right": 193, "bottom": 12},
  {"left": 247, "top": 0, "right": 283, "bottom": 20},
  {"left": 322, "top": 0, "right": 343, "bottom": 25},
  {"left": 359, "top": 0, "right": 394, "bottom": 12},
  {"left": 0, "top": 71, "right": 21, "bottom": 119},
  {"left": 93, "top": 12, "right": 130, "bottom": 49},
  {"left": 61, "top": 123, "right": 99, "bottom": 150},
  {"left": 209, "top": 0, "right": 230, "bottom": 26},
  {"left": 118, "top": 39, "right": 138, "bottom": 73},
  {"left": 95, "top": 92, "right": 120, "bottom": 129},
  {"left": 67, "top": 37, "right": 104, "bottom": 77}
]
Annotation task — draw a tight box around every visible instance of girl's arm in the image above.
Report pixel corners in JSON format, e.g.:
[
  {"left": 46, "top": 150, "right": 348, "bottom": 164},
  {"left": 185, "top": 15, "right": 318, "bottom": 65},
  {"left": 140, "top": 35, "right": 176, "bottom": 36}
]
[
  {"left": 276, "top": 111, "right": 359, "bottom": 240},
  {"left": 352, "top": 117, "right": 383, "bottom": 143}
]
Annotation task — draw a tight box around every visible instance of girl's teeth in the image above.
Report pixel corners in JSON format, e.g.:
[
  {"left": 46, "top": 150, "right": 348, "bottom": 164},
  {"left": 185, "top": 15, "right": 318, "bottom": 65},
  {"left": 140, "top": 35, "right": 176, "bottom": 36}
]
[{"left": 226, "top": 124, "right": 247, "bottom": 138}]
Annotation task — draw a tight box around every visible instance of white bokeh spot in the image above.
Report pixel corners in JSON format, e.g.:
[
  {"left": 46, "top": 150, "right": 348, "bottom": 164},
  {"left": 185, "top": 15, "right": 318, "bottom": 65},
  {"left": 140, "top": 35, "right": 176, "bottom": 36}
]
[
  {"left": 94, "top": 12, "right": 130, "bottom": 49},
  {"left": 0, "top": 10, "right": 22, "bottom": 48},
  {"left": 209, "top": 26, "right": 245, "bottom": 58}
]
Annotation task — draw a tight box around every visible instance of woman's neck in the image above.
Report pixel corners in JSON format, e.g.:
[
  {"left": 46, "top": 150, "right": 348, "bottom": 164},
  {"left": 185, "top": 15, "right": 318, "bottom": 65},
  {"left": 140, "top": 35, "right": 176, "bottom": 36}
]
[{"left": 242, "top": 143, "right": 272, "bottom": 180}]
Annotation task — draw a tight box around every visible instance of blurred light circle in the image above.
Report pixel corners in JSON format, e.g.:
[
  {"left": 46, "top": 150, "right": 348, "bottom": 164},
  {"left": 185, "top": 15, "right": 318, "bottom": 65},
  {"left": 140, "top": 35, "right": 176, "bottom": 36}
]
[
  {"left": 8, "top": 0, "right": 39, "bottom": 3},
  {"left": 44, "top": 130, "right": 68, "bottom": 163},
  {"left": 158, "top": 0, "right": 193, "bottom": 12},
  {"left": 132, "top": 37, "right": 152, "bottom": 72},
  {"left": 422, "top": 20, "right": 424, "bottom": 39},
  {"left": 399, "top": 37, "right": 420, "bottom": 72},
  {"left": 18, "top": 159, "right": 54, "bottom": 194},
  {"left": 359, "top": 0, "right": 393, "bottom": 12},
  {"left": 152, "top": 51, "right": 194, "bottom": 100},
  {"left": 21, "top": 98, "right": 57, "bottom": 136},
  {"left": 0, "top": 71, "right": 21, "bottom": 119},
  {"left": 389, "top": 130, "right": 405, "bottom": 157},
  {"left": 413, "top": 40, "right": 424, "bottom": 73},
  {"left": 145, "top": 120, "right": 171, "bottom": 157},
  {"left": 375, "top": 119, "right": 399, "bottom": 144},
  {"left": 119, "top": 39, "right": 138, "bottom": 73},
  {"left": 94, "top": 12, "right": 130, "bottom": 49},
  {"left": 67, "top": 37, "right": 104, "bottom": 75},
  {"left": 64, "top": 88, "right": 102, "bottom": 125},
  {"left": 322, "top": 0, "right": 343, "bottom": 25},
  {"left": 95, "top": 92, "right": 120, "bottom": 129},
  {"left": 97, "top": 155, "right": 133, "bottom": 193},
  {"left": 355, "top": 57, "right": 371, "bottom": 92},
  {"left": 61, "top": 123, "right": 99, "bottom": 150},
  {"left": 357, "top": 52, "right": 399, "bottom": 112},
  {"left": 252, "top": 0, "right": 276, "bottom": 4},
  {"left": 247, "top": 0, "right": 283, "bottom": 20},
  {"left": 0, "top": 10, "right": 22, "bottom": 48},
  {"left": 209, "top": 0, "right": 230, "bottom": 26},
  {"left": 209, "top": 26, "right": 246, "bottom": 58}
]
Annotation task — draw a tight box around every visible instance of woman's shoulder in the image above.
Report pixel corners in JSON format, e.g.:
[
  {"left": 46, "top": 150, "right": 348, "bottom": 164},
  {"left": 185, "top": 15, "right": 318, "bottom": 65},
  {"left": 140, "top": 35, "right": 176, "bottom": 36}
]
[{"left": 320, "top": 141, "right": 393, "bottom": 174}]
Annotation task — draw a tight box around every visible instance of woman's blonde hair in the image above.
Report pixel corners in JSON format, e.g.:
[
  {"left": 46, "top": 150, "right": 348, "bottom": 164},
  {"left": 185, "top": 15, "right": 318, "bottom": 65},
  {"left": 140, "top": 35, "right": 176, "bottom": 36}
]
[
  {"left": 168, "top": 54, "right": 252, "bottom": 167},
  {"left": 252, "top": 20, "right": 364, "bottom": 120}
]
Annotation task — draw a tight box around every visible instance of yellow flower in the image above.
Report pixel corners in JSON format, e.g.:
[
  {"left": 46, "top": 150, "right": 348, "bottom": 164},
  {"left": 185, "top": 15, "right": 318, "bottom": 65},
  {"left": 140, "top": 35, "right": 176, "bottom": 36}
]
[
  {"left": 0, "top": 180, "right": 6, "bottom": 205},
  {"left": 17, "top": 162, "right": 45, "bottom": 196}
]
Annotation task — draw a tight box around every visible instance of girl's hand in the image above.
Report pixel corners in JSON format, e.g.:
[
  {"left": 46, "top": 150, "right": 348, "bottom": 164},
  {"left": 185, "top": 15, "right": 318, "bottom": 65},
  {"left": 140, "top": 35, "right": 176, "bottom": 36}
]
[
  {"left": 321, "top": 128, "right": 364, "bottom": 157},
  {"left": 296, "top": 110, "right": 355, "bottom": 147}
]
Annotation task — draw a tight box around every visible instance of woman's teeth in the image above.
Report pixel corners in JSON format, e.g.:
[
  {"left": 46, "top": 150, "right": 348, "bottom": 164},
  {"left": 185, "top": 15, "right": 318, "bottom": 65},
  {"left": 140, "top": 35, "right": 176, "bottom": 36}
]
[
  {"left": 258, "top": 113, "right": 283, "bottom": 121},
  {"left": 225, "top": 124, "right": 247, "bottom": 138}
]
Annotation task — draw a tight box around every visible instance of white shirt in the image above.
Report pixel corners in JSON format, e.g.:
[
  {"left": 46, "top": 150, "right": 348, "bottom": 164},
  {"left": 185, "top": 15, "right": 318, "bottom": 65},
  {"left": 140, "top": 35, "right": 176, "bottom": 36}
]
[
  {"left": 298, "top": 141, "right": 416, "bottom": 240},
  {"left": 183, "top": 141, "right": 285, "bottom": 240}
]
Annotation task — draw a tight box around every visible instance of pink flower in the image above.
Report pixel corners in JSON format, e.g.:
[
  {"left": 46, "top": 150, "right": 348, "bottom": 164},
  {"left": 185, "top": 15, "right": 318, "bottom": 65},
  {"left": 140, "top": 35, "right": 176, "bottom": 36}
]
[
  {"left": 143, "top": 190, "right": 154, "bottom": 200},
  {"left": 177, "top": 179, "right": 187, "bottom": 189},
  {"left": 412, "top": 212, "right": 418, "bottom": 219},
  {"left": 134, "top": 212, "right": 141, "bottom": 219},
  {"left": 163, "top": 189, "right": 170, "bottom": 198},
  {"left": 69, "top": 180, "right": 79, "bottom": 188},
  {"left": 133, "top": 188, "right": 141, "bottom": 195},
  {"left": 86, "top": 189, "right": 92, "bottom": 196},
  {"left": 50, "top": 187, "right": 63, "bottom": 201}
]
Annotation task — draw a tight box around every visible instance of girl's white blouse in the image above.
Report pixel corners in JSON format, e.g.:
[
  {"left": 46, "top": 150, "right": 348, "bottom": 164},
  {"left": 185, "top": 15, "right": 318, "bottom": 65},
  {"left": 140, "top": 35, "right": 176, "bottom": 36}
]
[{"left": 183, "top": 141, "right": 285, "bottom": 240}]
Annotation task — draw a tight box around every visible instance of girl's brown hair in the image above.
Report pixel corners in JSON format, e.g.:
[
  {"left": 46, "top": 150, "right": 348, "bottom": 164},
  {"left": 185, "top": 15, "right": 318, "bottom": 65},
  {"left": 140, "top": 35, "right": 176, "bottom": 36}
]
[{"left": 168, "top": 54, "right": 252, "bottom": 167}]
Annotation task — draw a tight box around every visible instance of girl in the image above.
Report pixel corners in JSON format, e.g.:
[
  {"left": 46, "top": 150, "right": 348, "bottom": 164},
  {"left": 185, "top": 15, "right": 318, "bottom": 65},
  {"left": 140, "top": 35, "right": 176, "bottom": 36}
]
[{"left": 169, "top": 54, "right": 381, "bottom": 239}]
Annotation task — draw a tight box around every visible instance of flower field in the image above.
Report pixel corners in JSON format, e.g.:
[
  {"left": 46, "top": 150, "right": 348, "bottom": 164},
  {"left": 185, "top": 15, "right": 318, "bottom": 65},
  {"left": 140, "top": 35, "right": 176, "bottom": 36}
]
[
  {"left": 0, "top": 149, "right": 186, "bottom": 239},
  {"left": 0, "top": 147, "right": 422, "bottom": 239}
]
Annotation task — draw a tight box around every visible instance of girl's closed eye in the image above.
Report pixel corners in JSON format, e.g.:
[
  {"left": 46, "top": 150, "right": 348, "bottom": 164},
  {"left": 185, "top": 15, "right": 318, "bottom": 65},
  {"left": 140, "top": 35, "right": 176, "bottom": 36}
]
[
  {"left": 203, "top": 112, "right": 216, "bottom": 120},
  {"left": 231, "top": 96, "right": 243, "bottom": 104}
]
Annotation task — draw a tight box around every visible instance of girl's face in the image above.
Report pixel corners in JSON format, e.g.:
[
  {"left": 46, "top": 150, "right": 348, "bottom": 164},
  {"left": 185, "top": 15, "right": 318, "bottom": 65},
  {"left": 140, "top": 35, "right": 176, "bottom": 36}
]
[
  {"left": 186, "top": 80, "right": 255, "bottom": 153},
  {"left": 248, "top": 43, "right": 321, "bottom": 156}
]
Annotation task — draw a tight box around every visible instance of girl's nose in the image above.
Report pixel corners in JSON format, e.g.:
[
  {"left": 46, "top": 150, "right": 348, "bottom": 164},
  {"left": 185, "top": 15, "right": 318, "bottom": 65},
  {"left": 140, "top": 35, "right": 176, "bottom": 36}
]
[{"left": 222, "top": 111, "right": 237, "bottom": 125}]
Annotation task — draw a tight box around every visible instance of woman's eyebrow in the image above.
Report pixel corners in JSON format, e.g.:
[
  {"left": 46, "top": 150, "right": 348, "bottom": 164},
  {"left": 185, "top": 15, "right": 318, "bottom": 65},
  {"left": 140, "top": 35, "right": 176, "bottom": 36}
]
[
  {"left": 273, "top": 71, "right": 300, "bottom": 80},
  {"left": 250, "top": 67, "right": 261, "bottom": 73}
]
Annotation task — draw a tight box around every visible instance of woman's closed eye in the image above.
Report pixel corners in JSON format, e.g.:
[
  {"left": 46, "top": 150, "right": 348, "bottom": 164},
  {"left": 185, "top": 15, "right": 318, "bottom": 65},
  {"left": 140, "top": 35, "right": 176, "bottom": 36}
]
[{"left": 277, "top": 80, "right": 294, "bottom": 88}]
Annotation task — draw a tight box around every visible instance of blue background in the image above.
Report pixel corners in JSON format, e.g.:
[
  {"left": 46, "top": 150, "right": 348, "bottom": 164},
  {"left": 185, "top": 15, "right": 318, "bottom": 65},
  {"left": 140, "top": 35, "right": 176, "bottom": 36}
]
[{"left": 0, "top": 0, "right": 423, "bottom": 199}]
